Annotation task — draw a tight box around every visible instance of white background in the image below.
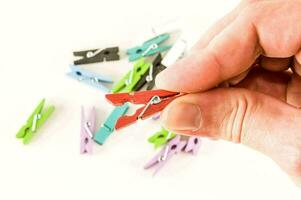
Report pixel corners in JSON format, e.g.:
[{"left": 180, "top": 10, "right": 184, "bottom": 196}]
[{"left": 0, "top": 0, "right": 300, "bottom": 199}]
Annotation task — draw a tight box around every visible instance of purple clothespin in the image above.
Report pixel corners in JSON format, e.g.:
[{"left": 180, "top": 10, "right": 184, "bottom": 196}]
[
  {"left": 183, "top": 136, "right": 201, "bottom": 155},
  {"left": 80, "top": 107, "right": 96, "bottom": 154},
  {"left": 144, "top": 135, "right": 186, "bottom": 175}
]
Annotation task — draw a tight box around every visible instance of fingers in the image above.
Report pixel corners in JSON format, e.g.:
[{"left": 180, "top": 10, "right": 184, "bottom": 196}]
[
  {"left": 156, "top": 15, "right": 261, "bottom": 92},
  {"left": 156, "top": 4, "right": 261, "bottom": 92},
  {"left": 195, "top": 0, "right": 265, "bottom": 49},
  {"left": 161, "top": 88, "right": 301, "bottom": 182},
  {"left": 156, "top": 0, "right": 301, "bottom": 92},
  {"left": 193, "top": 0, "right": 247, "bottom": 49}
]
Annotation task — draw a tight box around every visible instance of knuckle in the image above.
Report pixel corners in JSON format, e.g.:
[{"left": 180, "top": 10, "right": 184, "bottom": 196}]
[{"left": 222, "top": 88, "right": 259, "bottom": 143}]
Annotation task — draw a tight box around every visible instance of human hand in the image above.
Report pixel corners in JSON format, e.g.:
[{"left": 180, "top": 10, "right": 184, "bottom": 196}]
[{"left": 156, "top": 0, "right": 301, "bottom": 186}]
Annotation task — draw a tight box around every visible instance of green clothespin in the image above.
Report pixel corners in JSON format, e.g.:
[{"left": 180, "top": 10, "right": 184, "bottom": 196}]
[
  {"left": 111, "top": 58, "right": 150, "bottom": 93},
  {"left": 148, "top": 127, "right": 176, "bottom": 148},
  {"left": 16, "top": 99, "right": 55, "bottom": 144}
]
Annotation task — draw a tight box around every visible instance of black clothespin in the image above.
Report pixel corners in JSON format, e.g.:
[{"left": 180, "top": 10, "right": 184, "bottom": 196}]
[
  {"left": 133, "top": 54, "right": 167, "bottom": 91},
  {"left": 73, "top": 47, "right": 120, "bottom": 65}
]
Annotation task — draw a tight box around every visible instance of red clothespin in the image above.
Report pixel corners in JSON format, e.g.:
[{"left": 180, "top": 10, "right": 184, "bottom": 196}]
[{"left": 105, "top": 90, "right": 185, "bottom": 130}]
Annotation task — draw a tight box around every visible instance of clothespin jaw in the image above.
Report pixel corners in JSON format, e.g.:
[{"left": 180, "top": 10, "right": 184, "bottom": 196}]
[
  {"left": 148, "top": 128, "right": 176, "bottom": 148},
  {"left": 67, "top": 65, "right": 113, "bottom": 92},
  {"left": 80, "top": 107, "right": 96, "bottom": 154},
  {"left": 93, "top": 103, "right": 129, "bottom": 145},
  {"left": 16, "top": 99, "right": 55, "bottom": 144},
  {"left": 73, "top": 47, "right": 120, "bottom": 65},
  {"left": 161, "top": 38, "right": 187, "bottom": 67},
  {"left": 144, "top": 136, "right": 186, "bottom": 175},
  {"left": 133, "top": 54, "right": 167, "bottom": 91},
  {"left": 105, "top": 90, "right": 184, "bottom": 130},
  {"left": 183, "top": 136, "right": 201, "bottom": 155},
  {"left": 127, "top": 34, "right": 172, "bottom": 62},
  {"left": 111, "top": 58, "right": 150, "bottom": 93}
]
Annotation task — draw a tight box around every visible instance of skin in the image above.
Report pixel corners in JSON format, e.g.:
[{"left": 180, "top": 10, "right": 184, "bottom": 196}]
[{"left": 155, "top": 0, "right": 301, "bottom": 186}]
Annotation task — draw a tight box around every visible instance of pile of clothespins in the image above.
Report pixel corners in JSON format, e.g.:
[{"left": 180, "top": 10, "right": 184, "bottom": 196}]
[{"left": 16, "top": 20, "right": 201, "bottom": 175}]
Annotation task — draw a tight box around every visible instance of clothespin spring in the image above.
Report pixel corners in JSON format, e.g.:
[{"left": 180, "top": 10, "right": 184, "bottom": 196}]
[
  {"left": 125, "top": 69, "right": 135, "bottom": 86},
  {"left": 166, "top": 131, "right": 172, "bottom": 140},
  {"left": 146, "top": 64, "right": 154, "bottom": 82},
  {"left": 158, "top": 146, "right": 170, "bottom": 161},
  {"left": 31, "top": 114, "right": 41, "bottom": 132},
  {"left": 86, "top": 49, "right": 102, "bottom": 58},
  {"left": 142, "top": 44, "right": 158, "bottom": 56},
  {"left": 84, "top": 122, "right": 94, "bottom": 139},
  {"left": 77, "top": 73, "right": 104, "bottom": 86},
  {"left": 137, "top": 96, "right": 161, "bottom": 119}
]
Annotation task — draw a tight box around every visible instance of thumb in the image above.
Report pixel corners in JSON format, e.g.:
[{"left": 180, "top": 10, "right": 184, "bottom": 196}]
[{"left": 161, "top": 88, "right": 301, "bottom": 183}]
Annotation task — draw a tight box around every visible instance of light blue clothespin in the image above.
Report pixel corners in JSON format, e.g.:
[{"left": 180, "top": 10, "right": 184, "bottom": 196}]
[
  {"left": 67, "top": 65, "right": 113, "bottom": 92},
  {"left": 126, "top": 34, "right": 172, "bottom": 62},
  {"left": 93, "top": 103, "right": 129, "bottom": 145}
]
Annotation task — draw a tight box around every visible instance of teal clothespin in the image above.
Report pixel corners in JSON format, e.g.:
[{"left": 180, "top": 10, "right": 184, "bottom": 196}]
[
  {"left": 111, "top": 58, "right": 150, "bottom": 93},
  {"left": 93, "top": 103, "right": 129, "bottom": 145},
  {"left": 16, "top": 99, "right": 55, "bottom": 144},
  {"left": 148, "top": 127, "right": 176, "bottom": 148},
  {"left": 127, "top": 34, "right": 172, "bottom": 62}
]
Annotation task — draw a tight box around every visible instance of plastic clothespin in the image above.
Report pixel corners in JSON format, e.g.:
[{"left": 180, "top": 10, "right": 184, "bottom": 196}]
[
  {"left": 127, "top": 34, "right": 172, "bottom": 62},
  {"left": 67, "top": 65, "right": 113, "bottom": 92},
  {"left": 16, "top": 99, "right": 55, "bottom": 144},
  {"left": 133, "top": 54, "right": 167, "bottom": 91},
  {"left": 148, "top": 127, "right": 176, "bottom": 148},
  {"left": 161, "top": 38, "right": 187, "bottom": 67},
  {"left": 183, "top": 137, "right": 201, "bottom": 155},
  {"left": 111, "top": 58, "right": 150, "bottom": 93},
  {"left": 73, "top": 47, "right": 120, "bottom": 65},
  {"left": 93, "top": 103, "right": 129, "bottom": 145},
  {"left": 105, "top": 89, "right": 185, "bottom": 130},
  {"left": 144, "top": 136, "right": 186, "bottom": 175},
  {"left": 80, "top": 107, "right": 96, "bottom": 154}
]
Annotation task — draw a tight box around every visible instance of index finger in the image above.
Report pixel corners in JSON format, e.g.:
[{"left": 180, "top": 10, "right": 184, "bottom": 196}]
[{"left": 156, "top": 1, "right": 301, "bottom": 92}]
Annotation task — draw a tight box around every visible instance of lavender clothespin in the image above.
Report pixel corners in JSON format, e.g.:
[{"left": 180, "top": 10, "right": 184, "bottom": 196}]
[
  {"left": 80, "top": 107, "right": 96, "bottom": 154},
  {"left": 144, "top": 135, "right": 186, "bottom": 175},
  {"left": 183, "top": 136, "right": 201, "bottom": 155}
]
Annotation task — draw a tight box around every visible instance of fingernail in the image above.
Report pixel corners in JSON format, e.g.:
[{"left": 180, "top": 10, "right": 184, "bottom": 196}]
[{"left": 162, "top": 103, "right": 202, "bottom": 131}]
